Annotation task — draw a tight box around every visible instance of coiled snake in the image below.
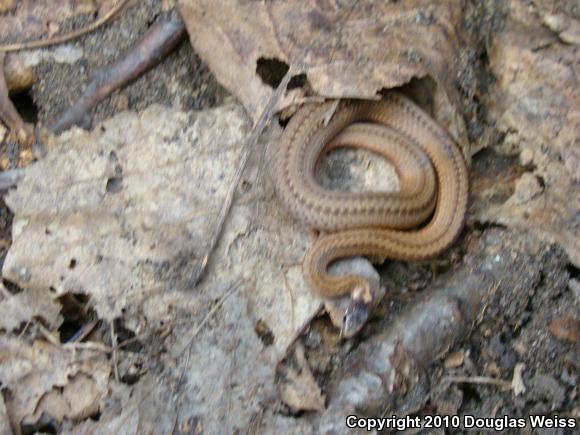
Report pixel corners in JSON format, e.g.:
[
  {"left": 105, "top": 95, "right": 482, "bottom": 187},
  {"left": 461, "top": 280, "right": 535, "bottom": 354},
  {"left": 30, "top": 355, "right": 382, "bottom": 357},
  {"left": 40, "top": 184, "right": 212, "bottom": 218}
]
[{"left": 275, "top": 92, "right": 468, "bottom": 337}]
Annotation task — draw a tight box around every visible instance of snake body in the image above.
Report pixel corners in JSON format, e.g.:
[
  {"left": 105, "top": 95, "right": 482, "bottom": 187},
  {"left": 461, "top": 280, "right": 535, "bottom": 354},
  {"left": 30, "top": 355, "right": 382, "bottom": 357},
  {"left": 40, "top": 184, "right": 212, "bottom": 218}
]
[{"left": 275, "top": 93, "right": 469, "bottom": 336}]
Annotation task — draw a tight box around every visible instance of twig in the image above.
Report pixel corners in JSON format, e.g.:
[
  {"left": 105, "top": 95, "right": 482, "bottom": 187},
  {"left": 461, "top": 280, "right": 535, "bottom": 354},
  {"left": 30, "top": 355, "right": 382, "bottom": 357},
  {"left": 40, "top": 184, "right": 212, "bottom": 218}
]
[
  {"left": 0, "top": 283, "right": 12, "bottom": 298},
  {"left": 189, "top": 281, "right": 241, "bottom": 340},
  {"left": 17, "top": 318, "right": 33, "bottom": 340},
  {"left": 113, "top": 280, "right": 242, "bottom": 427},
  {"left": 319, "top": 268, "right": 496, "bottom": 429},
  {"left": 50, "top": 14, "right": 186, "bottom": 134},
  {"left": 62, "top": 340, "right": 111, "bottom": 353},
  {"left": 191, "top": 0, "right": 364, "bottom": 286},
  {"left": 0, "top": 0, "right": 130, "bottom": 53},
  {"left": 65, "top": 319, "right": 99, "bottom": 343},
  {"left": 110, "top": 321, "right": 121, "bottom": 382},
  {"left": 38, "top": 323, "right": 61, "bottom": 346},
  {"left": 189, "top": 69, "right": 295, "bottom": 286},
  {"left": 442, "top": 375, "right": 512, "bottom": 390}
]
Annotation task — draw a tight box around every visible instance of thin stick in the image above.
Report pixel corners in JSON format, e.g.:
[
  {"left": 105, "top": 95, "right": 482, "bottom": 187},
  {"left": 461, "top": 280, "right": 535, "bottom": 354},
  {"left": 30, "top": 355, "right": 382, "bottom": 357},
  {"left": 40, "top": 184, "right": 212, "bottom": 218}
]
[
  {"left": 190, "top": 70, "right": 295, "bottom": 286},
  {"left": 0, "top": 0, "right": 130, "bottom": 53},
  {"left": 65, "top": 319, "right": 99, "bottom": 343},
  {"left": 443, "top": 375, "right": 512, "bottom": 390},
  {"left": 110, "top": 321, "right": 121, "bottom": 382},
  {"left": 111, "top": 281, "right": 242, "bottom": 428},
  {"left": 192, "top": 0, "right": 363, "bottom": 286},
  {"left": 38, "top": 323, "right": 61, "bottom": 346},
  {"left": 0, "top": 283, "right": 12, "bottom": 298},
  {"left": 188, "top": 281, "right": 241, "bottom": 340},
  {"left": 62, "top": 340, "right": 111, "bottom": 352}
]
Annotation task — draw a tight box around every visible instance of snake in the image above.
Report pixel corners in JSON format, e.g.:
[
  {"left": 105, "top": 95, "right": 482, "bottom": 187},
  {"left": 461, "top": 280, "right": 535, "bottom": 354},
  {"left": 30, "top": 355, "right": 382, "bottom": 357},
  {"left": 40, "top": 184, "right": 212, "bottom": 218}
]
[{"left": 274, "top": 92, "right": 469, "bottom": 337}]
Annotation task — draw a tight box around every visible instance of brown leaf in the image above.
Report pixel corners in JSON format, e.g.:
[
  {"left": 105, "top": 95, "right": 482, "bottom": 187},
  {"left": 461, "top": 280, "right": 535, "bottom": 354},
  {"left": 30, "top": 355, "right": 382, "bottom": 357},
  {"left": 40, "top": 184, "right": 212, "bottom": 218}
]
[{"left": 178, "top": 0, "right": 469, "bottom": 152}]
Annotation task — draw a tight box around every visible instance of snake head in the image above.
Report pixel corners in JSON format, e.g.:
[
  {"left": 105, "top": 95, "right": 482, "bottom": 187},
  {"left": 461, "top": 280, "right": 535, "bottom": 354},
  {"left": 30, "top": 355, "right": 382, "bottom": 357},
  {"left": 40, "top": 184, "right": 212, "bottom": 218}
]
[
  {"left": 340, "top": 296, "right": 372, "bottom": 338},
  {"left": 340, "top": 282, "right": 375, "bottom": 338}
]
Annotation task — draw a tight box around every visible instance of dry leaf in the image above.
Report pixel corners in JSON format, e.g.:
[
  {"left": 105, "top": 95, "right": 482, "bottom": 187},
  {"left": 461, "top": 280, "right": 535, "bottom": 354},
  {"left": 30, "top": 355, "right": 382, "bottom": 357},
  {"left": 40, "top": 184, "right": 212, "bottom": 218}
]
[
  {"left": 1, "top": 100, "right": 400, "bottom": 432},
  {"left": 0, "top": 287, "right": 62, "bottom": 332},
  {"left": 31, "top": 374, "right": 103, "bottom": 422},
  {"left": 279, "top": 344, "right": 325, "bottom": 413},
  {"left": 1, "top": 102, "right": 321, "bottom": 357},
  {"left": 178, "top": 0, "right": 470, "bottom": 154},
  {"left": 0, "top": 337, "right": 110, "bottom": 428},
  {"left": 4, "top": 105, "right": 253, "bottom": 323},
  {"left": 476, "top": 1, "right": 580, "bottom": 266}
]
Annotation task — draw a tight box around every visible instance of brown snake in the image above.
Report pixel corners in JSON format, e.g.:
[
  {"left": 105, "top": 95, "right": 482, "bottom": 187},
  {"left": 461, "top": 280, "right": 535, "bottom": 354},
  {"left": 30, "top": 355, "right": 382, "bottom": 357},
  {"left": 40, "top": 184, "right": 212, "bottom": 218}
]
[{"left": 275, "top": 93, "right": 469, "bottom": 337}]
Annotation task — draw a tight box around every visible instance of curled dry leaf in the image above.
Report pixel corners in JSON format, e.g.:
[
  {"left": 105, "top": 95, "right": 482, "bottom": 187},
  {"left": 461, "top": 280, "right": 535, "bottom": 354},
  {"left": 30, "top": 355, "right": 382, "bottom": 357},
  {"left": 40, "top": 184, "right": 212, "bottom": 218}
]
[
  {"left": 0, "top": 337, "right": 110, "bottom": 429},
  {"left": 178, "top": 0, "right": 470, "bottom": 155}
]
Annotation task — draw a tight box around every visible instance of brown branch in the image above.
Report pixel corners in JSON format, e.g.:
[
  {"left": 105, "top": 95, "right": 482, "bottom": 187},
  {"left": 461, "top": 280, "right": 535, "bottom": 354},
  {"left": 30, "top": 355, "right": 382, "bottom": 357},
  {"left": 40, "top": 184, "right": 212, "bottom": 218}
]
[
  {"left": 318, "top": 265, "right": 496, "bottom": 431},
  {"left": 50, "top": 15, "right": 187, "bottom": 134},
  {"left": 110, "top": 321, "right": 121, "bottom": 383},
  {"left": 0, "top": 0, "right": 130, "bottom": 53}
]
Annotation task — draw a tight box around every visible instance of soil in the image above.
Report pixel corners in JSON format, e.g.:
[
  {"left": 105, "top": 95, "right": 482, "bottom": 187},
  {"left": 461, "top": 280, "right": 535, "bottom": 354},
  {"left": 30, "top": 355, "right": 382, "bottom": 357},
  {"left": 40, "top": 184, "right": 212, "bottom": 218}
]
[
  {"left": 30, "top": 0, "right": 225, "bottom": 128},
  {"left": 0, "top": 0, "right": 577, "bottom": 433}
]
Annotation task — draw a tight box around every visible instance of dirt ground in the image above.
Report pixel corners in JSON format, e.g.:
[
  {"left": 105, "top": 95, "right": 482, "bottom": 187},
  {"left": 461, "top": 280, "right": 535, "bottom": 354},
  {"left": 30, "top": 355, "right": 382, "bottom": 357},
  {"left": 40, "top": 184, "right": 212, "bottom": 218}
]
[{"left": 0, "top": 0, "right": 578, "bottom": 434}]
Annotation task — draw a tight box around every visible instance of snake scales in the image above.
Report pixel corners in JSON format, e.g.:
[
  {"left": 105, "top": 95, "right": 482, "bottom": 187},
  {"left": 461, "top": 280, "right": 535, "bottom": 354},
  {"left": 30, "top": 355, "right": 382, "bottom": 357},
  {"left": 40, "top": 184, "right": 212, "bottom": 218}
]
[{"left": 275, "top": 92, "right": 469, "bottom": 336}]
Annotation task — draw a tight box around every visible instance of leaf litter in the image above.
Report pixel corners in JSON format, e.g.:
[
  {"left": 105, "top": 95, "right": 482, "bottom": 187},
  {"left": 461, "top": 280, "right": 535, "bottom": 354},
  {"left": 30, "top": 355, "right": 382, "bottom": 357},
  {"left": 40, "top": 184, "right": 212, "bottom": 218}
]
[{"left": 0, "top": 0, "right": 578, "bottom": 433}]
